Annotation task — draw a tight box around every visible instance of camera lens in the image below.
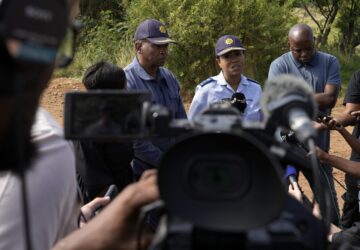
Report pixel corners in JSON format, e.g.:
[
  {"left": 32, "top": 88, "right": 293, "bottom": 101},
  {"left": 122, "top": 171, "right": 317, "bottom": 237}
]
[
  {"left": 158, "top": 132, "right": 286, "bottom": 231},
  {"left": 187, "top": 155, "right": 250, "bottom": 200}
]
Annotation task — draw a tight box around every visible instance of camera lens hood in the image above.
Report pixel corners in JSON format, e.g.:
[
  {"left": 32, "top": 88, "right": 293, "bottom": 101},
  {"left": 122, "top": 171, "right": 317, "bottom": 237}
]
[{"left": 158, "top": 132, "right": 286, "bottom": 232}]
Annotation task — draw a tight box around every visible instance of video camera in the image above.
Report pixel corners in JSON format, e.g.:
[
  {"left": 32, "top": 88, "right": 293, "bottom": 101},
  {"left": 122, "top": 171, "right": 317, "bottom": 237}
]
[{"left": 64, "top": 75, "right": 328, "bottom": 249}]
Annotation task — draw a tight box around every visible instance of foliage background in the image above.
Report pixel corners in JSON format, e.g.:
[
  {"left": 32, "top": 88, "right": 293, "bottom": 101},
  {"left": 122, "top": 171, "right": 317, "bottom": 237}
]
[{"left": 57, "top": 0, "right": 360, "bottom": 97}]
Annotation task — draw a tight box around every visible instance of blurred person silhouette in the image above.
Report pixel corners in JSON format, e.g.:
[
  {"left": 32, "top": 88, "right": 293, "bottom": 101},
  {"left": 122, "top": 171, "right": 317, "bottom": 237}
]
[
  {"left": 84, "top": 103, "right": 122, "bottom": 136},
  {"left": 0, "top": 1, "right": 159, "bottom": 249},
  {"left": 125, "top": 19, "right": 187, "bottom": 180},
  {"left": 317, "top": 69, "right": 360, "bottom": 229},
  {"left": 0, "top": 0, "right": 83, "bottom": 249},
  {"left": 75, "top": 61, "right": 134, "bottom": 201}
]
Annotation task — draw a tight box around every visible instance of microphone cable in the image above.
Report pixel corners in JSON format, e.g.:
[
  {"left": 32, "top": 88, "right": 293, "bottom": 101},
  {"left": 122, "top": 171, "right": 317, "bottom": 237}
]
[
  {"left": 307, "top": 138, "right": 332, "bottom": 235},
  {"left": 332, "top": 175, "right": 347, "bottom": 191}
]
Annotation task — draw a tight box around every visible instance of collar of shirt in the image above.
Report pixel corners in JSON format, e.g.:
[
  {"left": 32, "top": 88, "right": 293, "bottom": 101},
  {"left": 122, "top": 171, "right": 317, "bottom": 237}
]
[
  {"left": 215, "top": 71, "right": 249, "bottom": 90},
  {"left": 132, "top": 57, "right": 165, "bottom": 82},
  {"left": 290, "top": 51, "right": 319, "bottom": 68}
]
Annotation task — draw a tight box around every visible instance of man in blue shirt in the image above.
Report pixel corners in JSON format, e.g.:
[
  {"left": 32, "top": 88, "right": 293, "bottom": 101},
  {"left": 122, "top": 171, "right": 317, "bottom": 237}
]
[
  {"left": 188, "top": 35, "right": 262, "bottom": 121},
  {"left": 125, "top": 19, "right": 187, "bottom": 179},
  {"left": 268, "top": 23, "right": 341, "bottom": 225}
]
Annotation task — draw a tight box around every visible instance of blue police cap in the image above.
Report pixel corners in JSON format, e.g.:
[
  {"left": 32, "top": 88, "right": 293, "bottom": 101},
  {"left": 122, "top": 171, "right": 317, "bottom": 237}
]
[
  {"left": 215, "top": 35, "right": 246, "bottom": 56},
  {"left": 134, "top": 19, "right": 176, "bottom": 45}
]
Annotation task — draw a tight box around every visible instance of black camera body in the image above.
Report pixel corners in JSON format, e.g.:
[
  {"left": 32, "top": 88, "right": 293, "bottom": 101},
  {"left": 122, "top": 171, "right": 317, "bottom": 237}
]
[
  {"left": 64, "top": 91, "right": 327, "bottom": 250},
  {"left": 157, "top": 197, "right": 326, "bottom": 250},
  {"left": 154, "top": 108, "right": 326, "bottom": 250}
]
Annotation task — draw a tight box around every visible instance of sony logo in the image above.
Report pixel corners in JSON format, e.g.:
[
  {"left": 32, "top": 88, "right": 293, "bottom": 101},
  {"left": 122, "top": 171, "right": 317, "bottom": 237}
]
[{"left": 25, "top": 5, "right": 53, "bottom": 22}]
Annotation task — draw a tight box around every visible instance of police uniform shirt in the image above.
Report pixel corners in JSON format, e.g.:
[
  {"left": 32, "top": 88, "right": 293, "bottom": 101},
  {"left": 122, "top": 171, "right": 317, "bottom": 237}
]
[
  {"left": 124, "top": 57, "right": 187, "bottom": 175},
  {"left": 188, "top": 71, "right": 263, "bottom": 121}
]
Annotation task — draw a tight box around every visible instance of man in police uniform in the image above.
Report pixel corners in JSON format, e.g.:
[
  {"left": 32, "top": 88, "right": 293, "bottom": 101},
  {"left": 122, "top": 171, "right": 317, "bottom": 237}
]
[
  {"left": 188, "top": 35, "right": 262, "bottom": 121},
  {"left": 125, "top": 19, "right": 187, "bottom": 180}
]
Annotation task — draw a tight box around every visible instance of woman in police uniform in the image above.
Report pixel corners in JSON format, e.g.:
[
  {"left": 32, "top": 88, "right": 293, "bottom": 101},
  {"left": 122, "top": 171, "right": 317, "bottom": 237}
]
[{"left": 188, "top": 35, "right": 262, "bottom": 121}]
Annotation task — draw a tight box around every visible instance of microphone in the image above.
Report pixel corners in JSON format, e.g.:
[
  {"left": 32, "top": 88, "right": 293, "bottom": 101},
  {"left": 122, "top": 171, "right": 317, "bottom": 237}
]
[
  {"left": 261, "top": 74, "right": 318, "bottom": 143},
  {"left": 231, "top": 92, "right": 247, "bottom": 113},
  {"left": 284, "top": 165, "right": 298, "bottom": 188}
]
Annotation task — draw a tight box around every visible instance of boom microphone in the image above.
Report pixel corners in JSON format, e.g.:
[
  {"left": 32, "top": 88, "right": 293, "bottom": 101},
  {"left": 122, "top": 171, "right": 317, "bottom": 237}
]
[{"left": 261, "top": 74, "right": 318, "bottom": 143}]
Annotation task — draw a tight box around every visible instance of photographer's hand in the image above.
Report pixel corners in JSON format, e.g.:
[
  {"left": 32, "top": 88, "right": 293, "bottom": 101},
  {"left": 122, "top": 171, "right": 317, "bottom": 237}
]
[
  {"left": 53, "top": 169, "right": 159, "bottom": 250},
  {"left": 79, "top": 196, "right": 110, "bottom": 228}
]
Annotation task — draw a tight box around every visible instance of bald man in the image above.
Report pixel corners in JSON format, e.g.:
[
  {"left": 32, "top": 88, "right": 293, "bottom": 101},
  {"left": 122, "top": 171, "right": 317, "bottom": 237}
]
[{"left": 268, "top": 23, "right": 341, "bottom": 225}]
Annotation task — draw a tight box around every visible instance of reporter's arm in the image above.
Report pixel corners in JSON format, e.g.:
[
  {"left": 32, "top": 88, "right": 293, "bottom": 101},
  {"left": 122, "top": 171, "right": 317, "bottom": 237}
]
[
  {"left": 337, "top": 126, "right": 360, "bottom": 155},
  {"left": 317, "top": 149, "right": 360, "bottom": 178},
  {"left": 338, "top": 69, "right": 360, "bottom": 126},
  {"left": 334, "top": 103, "right": 360, "bottom": 127},
  {"left": 53, "top": 170, "right": 159, "bottom": 250},
  {"left": 317, "top": 115, "right": 360, "bottom": 154}
]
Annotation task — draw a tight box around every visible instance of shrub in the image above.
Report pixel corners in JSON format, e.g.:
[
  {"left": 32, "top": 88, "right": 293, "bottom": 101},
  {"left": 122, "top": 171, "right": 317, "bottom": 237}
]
[{"left": 55, "top": 10, "right": 131, "bottom": 78}]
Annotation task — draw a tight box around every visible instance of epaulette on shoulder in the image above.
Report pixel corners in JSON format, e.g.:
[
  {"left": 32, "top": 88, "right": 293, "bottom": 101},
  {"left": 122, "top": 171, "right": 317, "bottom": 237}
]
[
  {"left": 200, "top": 78, "right": 214, "bottom": 87},
  {"left": 247, "top": 78, "right": 260, "bottom": 85}
]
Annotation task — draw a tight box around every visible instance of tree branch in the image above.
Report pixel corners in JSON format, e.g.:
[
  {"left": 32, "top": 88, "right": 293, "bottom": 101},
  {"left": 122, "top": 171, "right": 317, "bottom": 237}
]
[{"left": 301, "top": 0, "right": 323, "bottom": 32}]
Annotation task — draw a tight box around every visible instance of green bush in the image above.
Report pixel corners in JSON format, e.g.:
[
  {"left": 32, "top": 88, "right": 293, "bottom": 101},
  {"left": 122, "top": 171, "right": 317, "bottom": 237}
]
[
  {"left": 55, "top": 10, "right": 131, "bottom": 78},
  {"left": 80, "top": 0, "right": 125, "bottom": 20},
  {"left": 125, "top": 0, "right": 297, "bottom": 94},
  {"left": 335, "top": 52, "right": 360, "bottom": 97},
  {"left": 319, "top": 46, "right": 360, "bottom": 97}
]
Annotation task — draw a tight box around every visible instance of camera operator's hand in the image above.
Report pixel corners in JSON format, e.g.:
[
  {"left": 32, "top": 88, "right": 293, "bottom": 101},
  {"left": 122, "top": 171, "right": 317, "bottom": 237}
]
[
  {"left": 79, "top": 196, "right": 111, "bottom": 228},
  {"left": 53, "top": 169, "right": 159, "bottom": 250}
]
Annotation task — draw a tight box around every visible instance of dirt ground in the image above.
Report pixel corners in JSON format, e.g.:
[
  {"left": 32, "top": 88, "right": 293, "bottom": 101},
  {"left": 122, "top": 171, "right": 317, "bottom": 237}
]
[{"left": 41, "top": 77, "right": 349, "bottom": 211}]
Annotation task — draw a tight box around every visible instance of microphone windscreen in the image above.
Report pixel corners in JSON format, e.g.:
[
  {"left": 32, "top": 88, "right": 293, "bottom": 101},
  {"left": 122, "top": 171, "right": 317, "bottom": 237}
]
[
  {"left": 231, "top": 92, "right": 246, "bottom": 101},
  {"left": 261, "top": 74, "right": 316, "bottom": 118}
]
